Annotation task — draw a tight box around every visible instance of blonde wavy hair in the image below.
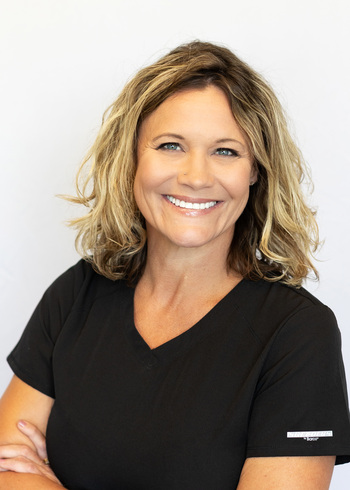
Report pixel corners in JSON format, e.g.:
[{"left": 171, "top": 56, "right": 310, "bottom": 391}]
[{"left": 67, "top": 40, "right": 319, "bottom": 287}]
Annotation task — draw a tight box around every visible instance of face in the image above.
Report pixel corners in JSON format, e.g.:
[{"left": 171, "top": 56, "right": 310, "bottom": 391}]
[{"left": 134, "top": 86, "right": 256, "bottom": 252}]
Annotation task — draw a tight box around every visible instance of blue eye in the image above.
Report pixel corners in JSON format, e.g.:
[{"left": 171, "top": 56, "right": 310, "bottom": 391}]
[
  {"left": 157, "top": 142, "right": 182, "bottom": 151},
  {"left": 215, "top": 148, "right": 239, "bottom": 157}
]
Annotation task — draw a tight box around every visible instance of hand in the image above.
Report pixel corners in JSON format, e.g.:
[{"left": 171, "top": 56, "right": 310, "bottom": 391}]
[{"left": 0, "top": 420, "right": 62, "bottom": 485}]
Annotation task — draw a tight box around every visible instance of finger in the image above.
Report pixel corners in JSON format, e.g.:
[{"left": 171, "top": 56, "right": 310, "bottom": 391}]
[
  {"left": 17, "top": 420, "right": 47, "bottom": 460},
  {"left": 0, "top": 456, "right": 42, "bottom": 474},
  {"left": 0, "top": 456, "right": 61, "bottom": 484},
  {"left": 0, "top": 444, "right": 43, "bottom": 465}
]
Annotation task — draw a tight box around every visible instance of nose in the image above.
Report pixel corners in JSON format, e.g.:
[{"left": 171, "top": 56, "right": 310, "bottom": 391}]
[{"left": 177, "top": 151, "right": 214, "bottom": 189}]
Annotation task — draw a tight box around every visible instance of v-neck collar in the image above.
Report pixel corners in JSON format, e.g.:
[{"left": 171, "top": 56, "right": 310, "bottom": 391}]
[{"left": 123, "top": 278, "right": 252, "bottom": 369}]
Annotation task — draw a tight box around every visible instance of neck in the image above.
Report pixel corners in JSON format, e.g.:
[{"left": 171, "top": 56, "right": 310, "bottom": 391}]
[{"left": 137, "top": 236, "right": 241, "bottom": 303}]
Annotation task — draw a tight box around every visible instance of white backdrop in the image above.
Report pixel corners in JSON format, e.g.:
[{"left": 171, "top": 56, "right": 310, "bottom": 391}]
[{"left": 1, "top": 0, "right": 349, "bottom": 487}]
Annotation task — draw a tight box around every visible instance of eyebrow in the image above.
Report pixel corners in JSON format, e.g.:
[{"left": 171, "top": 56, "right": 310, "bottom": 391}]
[
  {"left": 152, "top": 133, "right": 246, "bottom": 148},
  {"left": 215, "top": 138, "right": 245, "bottom": 148},
  {"left": 152, "top": 133, "right": 185, "bottom": 142}
]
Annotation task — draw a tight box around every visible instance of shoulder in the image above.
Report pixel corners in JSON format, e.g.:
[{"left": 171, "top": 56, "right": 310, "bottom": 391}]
[
  {"left": 241, "top": 278, "right": 326, "bottom": 312},
  {"left": 235, "top": 279, "right": 339, "bottom": 347},
  {"left": 44, "top": 259, "right": 125, "bottom": 304},
  {"left": 38, "top": 260, "right": 129, "bottom": 339},
  {"left": 45, "top": 259, "right": 99, "bottom": 295}
]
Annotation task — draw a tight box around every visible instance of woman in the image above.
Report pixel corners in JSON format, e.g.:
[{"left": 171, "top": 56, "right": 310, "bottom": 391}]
[{"left": 0, "top": 41, "right": 349, "bottom": 489}]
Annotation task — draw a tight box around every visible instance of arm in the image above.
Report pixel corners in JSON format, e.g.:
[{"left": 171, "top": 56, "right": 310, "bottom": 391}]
[
  {"left": 0, "top": 473, "right": 63, "bottom": 489},
  {"left": 237, "top": 455, "right": 335, "bottom": 490},
  {"left": 0, "top": 375, "right": 64, "bottom": 489}
]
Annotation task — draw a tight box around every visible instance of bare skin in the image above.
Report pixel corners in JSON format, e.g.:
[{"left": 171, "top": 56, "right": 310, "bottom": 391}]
[
  {"left": 134, "top": 87, "right": 253, "bottom": 349},
  {"left": 0, "top": 377, "right": 63, "bottom": 488},
  {"left": 237, "top": 455, "right": 335, "bottom": 490},
  {"left": 134, "top": 236, "right": 243, "bottom": 349}
]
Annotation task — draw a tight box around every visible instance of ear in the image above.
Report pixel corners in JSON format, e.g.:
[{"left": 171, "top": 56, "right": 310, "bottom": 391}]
[{"left": 249, "top": 163, "right": 258, "bottom": 186}]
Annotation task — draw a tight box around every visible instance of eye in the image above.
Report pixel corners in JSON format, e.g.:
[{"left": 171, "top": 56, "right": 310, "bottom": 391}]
[
  {"left": 157, "top": 142, "right": 182, "bottom": 151},
  {"left": 215, "top": 148, "right": 240, "bottom": 157}
]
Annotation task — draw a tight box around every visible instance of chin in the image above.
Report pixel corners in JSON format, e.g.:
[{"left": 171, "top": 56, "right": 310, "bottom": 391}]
[{"left": 168, "top": 231, "right": 216, "bottom": 249}]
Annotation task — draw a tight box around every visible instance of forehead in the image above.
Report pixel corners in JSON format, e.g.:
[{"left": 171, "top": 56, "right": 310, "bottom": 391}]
[{"left": 138, "top": 86, "right": 246, "bottom": 143}]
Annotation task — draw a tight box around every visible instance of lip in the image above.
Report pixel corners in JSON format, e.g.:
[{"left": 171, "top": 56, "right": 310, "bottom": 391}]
[
  {"left": 162, "top": 194, "right": 222, "bottom": 216},
  {"left": 164, "top": 194, "right": 219, "bottom": 204}
]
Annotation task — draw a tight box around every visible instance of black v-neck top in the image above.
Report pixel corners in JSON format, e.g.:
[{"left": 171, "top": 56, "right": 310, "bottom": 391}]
[{"left": 8, "top": 260, "right": 350, "bottom": 489}]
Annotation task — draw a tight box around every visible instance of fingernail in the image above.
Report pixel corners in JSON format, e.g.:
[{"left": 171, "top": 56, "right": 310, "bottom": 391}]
[{"left": 18, "top": 420, "right": 26, "bottom": 428}]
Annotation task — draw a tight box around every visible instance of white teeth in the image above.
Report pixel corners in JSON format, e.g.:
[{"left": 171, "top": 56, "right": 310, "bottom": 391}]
[{"left": 166, "top": 195, "right": 217, "bottom": 209}]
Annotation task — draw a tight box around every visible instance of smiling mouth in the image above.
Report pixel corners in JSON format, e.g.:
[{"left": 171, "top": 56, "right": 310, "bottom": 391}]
[{"left": 166, "top": 195, "right": 218, "bottom": 210}]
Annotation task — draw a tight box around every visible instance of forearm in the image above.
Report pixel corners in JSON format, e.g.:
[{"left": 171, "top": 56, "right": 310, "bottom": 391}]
[{"left": 0, "top": 472, "right": 66, "bottom": 489}]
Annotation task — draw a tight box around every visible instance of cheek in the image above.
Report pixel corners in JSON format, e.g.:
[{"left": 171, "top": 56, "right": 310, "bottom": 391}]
[
  {"left": 133, "top": 170, "right": 147, "bottom": 212},
  {"left": 134, "top": 156, "right": 174, "bottom": 197},
  {"left": 133, "top": 159, "right": 163, "bottom": 211},
  {"left": 225, "top": 169, "right": 252, "bottom": 199}
]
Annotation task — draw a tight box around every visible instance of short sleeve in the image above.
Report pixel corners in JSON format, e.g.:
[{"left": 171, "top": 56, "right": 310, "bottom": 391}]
[
  {"left": 247, "top": 304, "right": 350, "bottom": 464},
  {"left": 7, "top": 260, "right": 87, "bottom": 398}
]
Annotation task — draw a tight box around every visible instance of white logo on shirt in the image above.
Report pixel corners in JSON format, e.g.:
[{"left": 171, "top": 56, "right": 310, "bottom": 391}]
[{"left": 287, "top": 430, "right": 333, "bottom": 442}]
